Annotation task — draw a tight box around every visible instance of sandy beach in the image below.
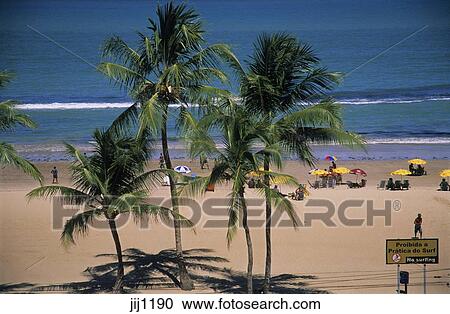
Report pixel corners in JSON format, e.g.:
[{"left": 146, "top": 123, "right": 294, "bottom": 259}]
[{"left": 1, "top": 159, "right": 449, "bottom": 293}]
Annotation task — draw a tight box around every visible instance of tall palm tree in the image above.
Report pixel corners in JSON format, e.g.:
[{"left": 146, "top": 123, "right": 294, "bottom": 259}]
[
  {"left": 0, "top": 71, "right": 42, "bottom": 182},
  {"left": 98, "top": 1, "right": 238, "bottom": 290},
  {"left": 27, "top": 129, "right": 184, "bottom": 293},
  {"left": 234, "top": 33, "right": 365, "bottom": 293},
  {"left": 182, "top": 101, "right": 299, "bottom": 293}
]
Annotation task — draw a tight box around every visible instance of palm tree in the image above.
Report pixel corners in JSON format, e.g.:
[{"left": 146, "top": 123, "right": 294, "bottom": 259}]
[
  {"left": 182, "top": 101, "right": 299, "bottom": 293},
  {"left": 27, "top": 129, "right": 184, "bottom": 293},
  {"left": 98, "top": 1, "right": 238, "bottom": 290},
  {"left": 234, "top": 33, "right": 365, "bottom": 293},
  {"left": 0, "top": 71, "right": 42, "bottom": 182}
]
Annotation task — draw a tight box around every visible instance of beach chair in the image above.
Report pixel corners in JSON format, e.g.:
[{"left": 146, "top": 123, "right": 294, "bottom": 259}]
[
  {"left": 336, "top": 174, "right": 343, "bottom": 185},
  {"left": 320, "top": 178, "right": 327, "bottom": 188},
  {"left": 360, "top": 179, "right": 367, "bottom": 188},
  {"left": 346, "top": 181, "right": 357, "bottom": 188},
  {"left": 377, "top": 180, "right": 386, "bottom": 189},
  {"left": 327, "top": 177, "right": 336, "bottom": 188},
  {"left": 402, "top": 180, "right": 410, "bottom": 190},
  {"left": 394, "top": 180, "right": 402, "bottom": 190},
  {"left": 309, "top": 180, "right": 320, "bottom": 189}
]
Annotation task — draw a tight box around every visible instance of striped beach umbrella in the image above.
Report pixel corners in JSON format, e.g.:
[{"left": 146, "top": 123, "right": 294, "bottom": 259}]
[
  {"left": 350, "top": 168, "right": 367, "bottom": 182},
  {"left": 325, "top": 155, "right": 337, "bottom": 161},
  {"left": 174, "top": 165, "right": 191, "bottom": 174}
]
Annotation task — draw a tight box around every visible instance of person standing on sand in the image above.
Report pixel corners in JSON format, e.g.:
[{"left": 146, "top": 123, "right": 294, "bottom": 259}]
[
  {"left": 414, "top": 213, "right": 423, "bottom": 239},
  {"left": 51, "top": 166, "right": 58, "bottom": 184},
  {"left": 159, "top": 153, "right": 165, "bottom": 169}
]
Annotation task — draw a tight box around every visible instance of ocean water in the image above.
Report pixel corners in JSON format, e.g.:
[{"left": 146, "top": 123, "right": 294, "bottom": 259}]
[{"left": 0, "top": 0, "right": 449, "bottom": 161}]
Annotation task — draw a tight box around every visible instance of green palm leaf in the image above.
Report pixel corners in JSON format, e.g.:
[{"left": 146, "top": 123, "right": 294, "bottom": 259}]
[{"left": 0, "top": 142, "right": 42, "bottom": 182}]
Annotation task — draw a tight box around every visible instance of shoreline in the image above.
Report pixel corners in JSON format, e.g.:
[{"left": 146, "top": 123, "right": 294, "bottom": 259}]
[{"left": 9, "top": 143, "right": 450, "bottom": 163}]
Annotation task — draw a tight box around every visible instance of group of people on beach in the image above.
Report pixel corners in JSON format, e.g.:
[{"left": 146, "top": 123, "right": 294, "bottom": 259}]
[{"left": 408, "top": 163, "right": 427, "bottom": 176}]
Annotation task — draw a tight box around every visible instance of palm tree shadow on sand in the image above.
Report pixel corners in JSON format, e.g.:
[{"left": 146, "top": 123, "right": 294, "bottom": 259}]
[
  {"left": 0, "top": 283, "right": 35, "bottom": 292},
  {"left": 24, "top": 248, "right": 327, "bottom": 294}
]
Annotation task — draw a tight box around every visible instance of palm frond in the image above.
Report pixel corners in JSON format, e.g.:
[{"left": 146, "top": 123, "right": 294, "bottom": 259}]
[
  {"left": 0, "top": 70, "right": 14, "bottom": 88},
  {"left": 27, "top": 185, "right": 90, "bottom": 204},
  {"left": 107, "top": 103, "right": 140, "bottom": 135},
  {"left": 61, "top": 209, "right": 100, "bottom": 246},
  {"left": 97, "top": 62, "right": 146, "bottom": 91},
  {"left": 0, "top": 142, "right": 42, "bottom": 182},
  {"left": 280, "top": 99, "right": 344, "bottom": 128},
  {"left": 0, "top": 100, "right": 37, "bottom": 130},
  {"left": 137, "top": 93, "right": 162, "bottom": 137}
]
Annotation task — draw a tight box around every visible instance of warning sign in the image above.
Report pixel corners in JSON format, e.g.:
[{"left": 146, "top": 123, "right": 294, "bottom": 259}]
[{"left": 386, "top": 238, "right": 439, "bottom": 264}]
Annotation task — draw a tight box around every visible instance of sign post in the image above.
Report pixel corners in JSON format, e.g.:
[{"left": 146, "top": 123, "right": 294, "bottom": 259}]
[
  {"left": 386, "top": 238, "right": 438, "bottom": 294},
  {"left": 423, "top": 264, "right": 426, "bottom": 294},
  {"left": 396, "top": 264, "right": 400, "bottom": 294}
]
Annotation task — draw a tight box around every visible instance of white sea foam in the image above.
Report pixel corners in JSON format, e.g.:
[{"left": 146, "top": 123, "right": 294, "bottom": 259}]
[
  {"left": 338, "top": 96, "right": 450, "bottom": 105},
  {"left": 16, "top": 95, "right": 450, "bottom": 110},
  {"left": 16, "top": 102, "right": 189, "bottom": 110},
  {"left": 16, "top": 102, "right": 133, "bottom": 110},
  {"left": 365, "top": 137, "right": 450, "bottom": 144}
]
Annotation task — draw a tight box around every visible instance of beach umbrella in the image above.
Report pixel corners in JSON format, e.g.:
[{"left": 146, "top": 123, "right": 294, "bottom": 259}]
[
  {"left": 408, "top": 158, "right": 427, "bottom": 165},
  {"left": 174, "top": 165, "right": 191, "bottom": 174},
  {"left": 333, "top": 167, "right": 350, "bottom": 174},
  {"left": 332, "top": 167, "right": 350, "bottom": 183},
  {"left": 350, "top": 168, "right": 367, "bottom": 183},
  {"left": 310, "top": 169, "right": 329, "bottom": 181},
  {"left": 439, "top": 169, "right": 450, "bottom": 178},
  {"left": 249, "top": 167, "right": 272, "bottom": 177},
  {"left": 350, "top": 168, "right": 367, "bottom": 176},
  {"left": 310, "top": 169, "right": 329, "bottom": 176},
  {"left": 325, "top": 155, "right": 337, "bottom": 161},
  {"left": 390, "top": 169, "right": 411, "bottom": 180}
]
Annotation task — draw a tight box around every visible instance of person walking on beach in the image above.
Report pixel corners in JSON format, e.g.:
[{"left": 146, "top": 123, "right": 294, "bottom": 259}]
[
  {"left": 51, "top": 166, "right": 58, "bottom": 184},
  {"left": 159, "top": 153, "right": 165, "bottom": 169},
  {"left": 200, "top": 153, "right": 209, "bottom": 170},
  {"left": 414, "top": 213, "right": 423, "bottom": 239}
]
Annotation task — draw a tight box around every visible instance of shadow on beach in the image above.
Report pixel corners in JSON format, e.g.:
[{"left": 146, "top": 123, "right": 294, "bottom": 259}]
[{"left": 1, "top": 248, "right": 327, "bottom": 294}]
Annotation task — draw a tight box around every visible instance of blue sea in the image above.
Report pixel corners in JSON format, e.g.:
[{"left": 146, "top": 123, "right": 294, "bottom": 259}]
[{"left": 1, "top": 0, "right": 449, "bottom": 161}]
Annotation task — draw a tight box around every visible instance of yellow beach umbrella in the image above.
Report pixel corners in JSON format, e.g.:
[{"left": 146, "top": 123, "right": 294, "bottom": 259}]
[
  {"left": 249, "top": 167, "right": 272, "bottom": 177},
  {"left": 310, "top": 169, "right": 328, "bottom": 176},
  {"left": 440, "top": 169, "right": 450, "bottom": 178},
  {"left": 408, "top": 158, "right": 427, "bottom": 165},
  {"left": 391, "top": 169, "right": 412, "bottom": 176},
  {"left": 390, "top": 169, "right": 411, "bottom": 180},
  {"left": 333, "top": 167, "right": 350, "bottom": 174}
]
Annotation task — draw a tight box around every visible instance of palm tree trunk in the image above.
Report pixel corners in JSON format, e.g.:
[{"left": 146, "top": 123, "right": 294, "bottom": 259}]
[
  {"left": 108, "top": 219, "right": 124, "bottom": 293},
  {"left": 161, "top": 106, "right": 194, "bottom": 291},
  {"left": 262, "top": 155, "right": 272, "bottom": 293},
  {"left": 240, "top": 189, "right": 253, "bottom": 293}
]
